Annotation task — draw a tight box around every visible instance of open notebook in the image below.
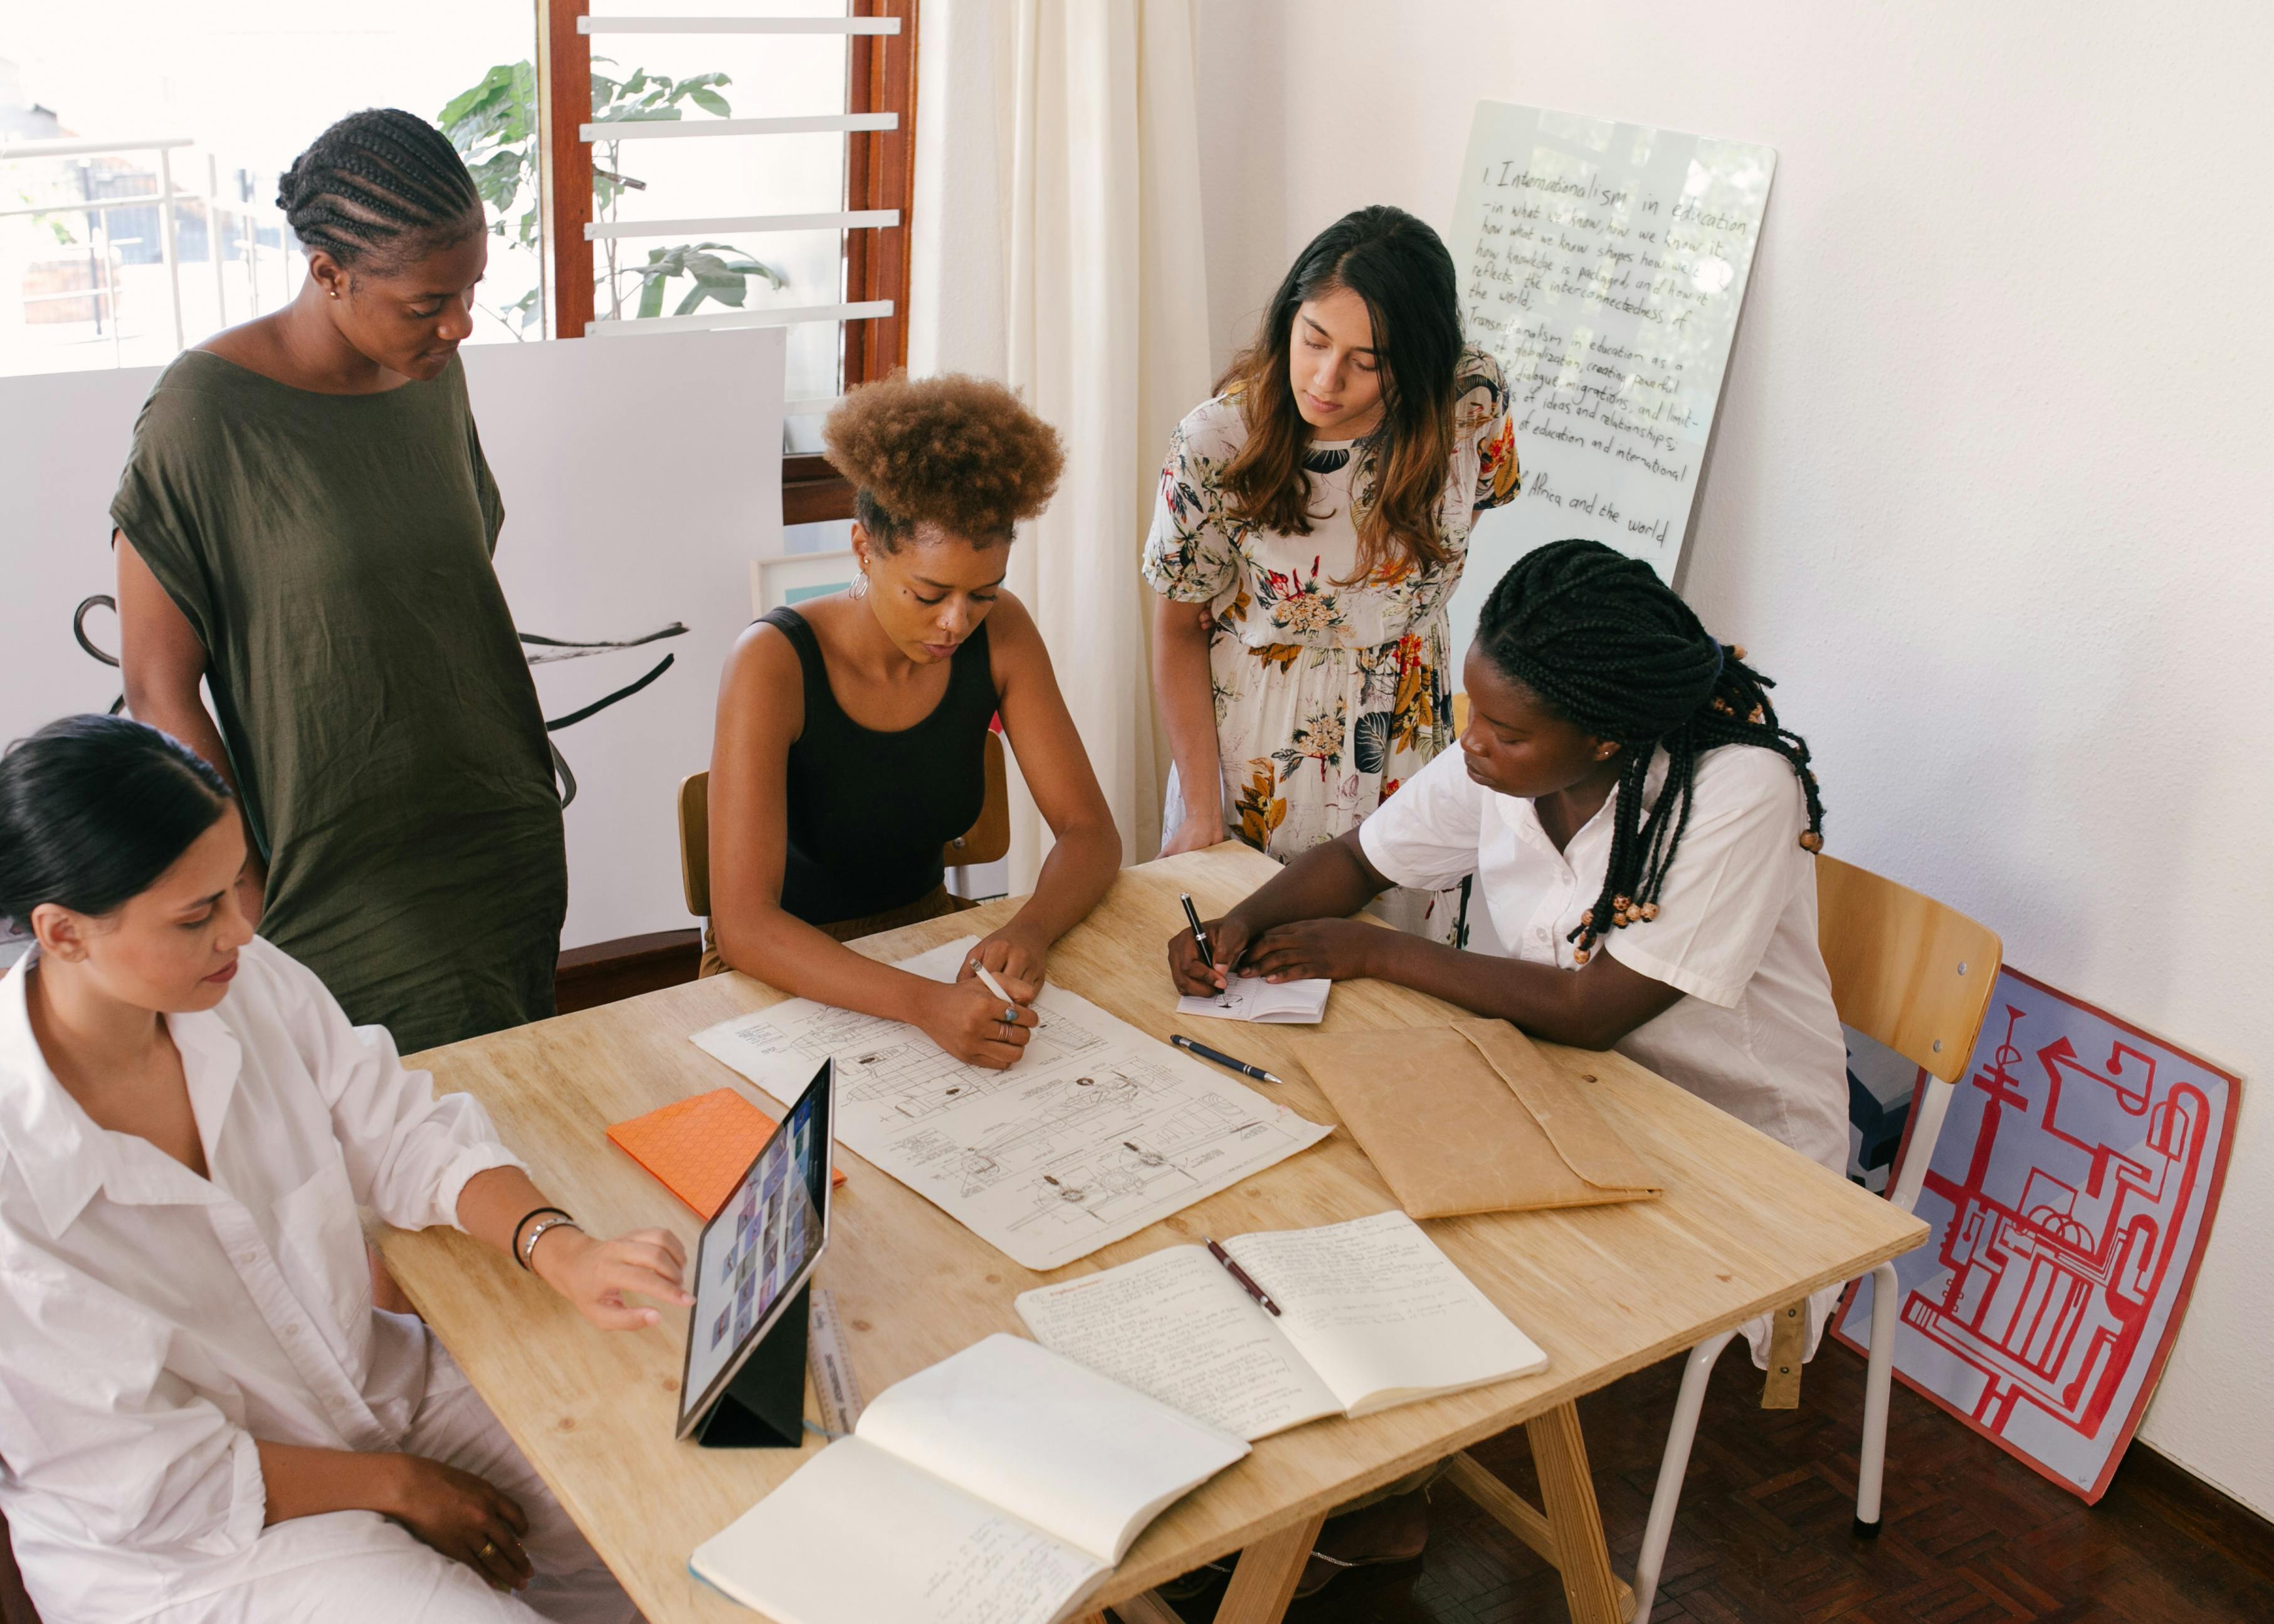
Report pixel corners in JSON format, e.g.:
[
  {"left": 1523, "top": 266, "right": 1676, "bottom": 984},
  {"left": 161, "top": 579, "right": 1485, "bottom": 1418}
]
[
  {"left": 690, "top": 1334, "right": 1246, "bottom": 1624},
  {"left": 1176, "top": 972, "right": 1330, "bottom": 1024},
  {"left": 1016, "top": 1211, "right": 1547, "bottom": 1440}
]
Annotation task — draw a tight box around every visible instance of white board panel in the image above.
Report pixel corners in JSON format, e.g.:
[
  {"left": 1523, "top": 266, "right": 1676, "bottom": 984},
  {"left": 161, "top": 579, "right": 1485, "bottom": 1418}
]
[
  {"left": 0, "top": 327, "right": 783, "bottom": 956},
  {"left": 1443, "top": 102, "right": 1774, "bottom": 661}
]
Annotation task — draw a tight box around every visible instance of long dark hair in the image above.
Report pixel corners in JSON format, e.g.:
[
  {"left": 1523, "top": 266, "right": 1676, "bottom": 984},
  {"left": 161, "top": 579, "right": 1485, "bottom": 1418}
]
[
  {"left": 1475, "top": 540, "right": 1826, "bottom": 964},
  {"left": 0, "top": 715, "right": 233, "bottom": 928},
  {"left": 1216, "top": 205, "right": 1464, "bottom": 583}
]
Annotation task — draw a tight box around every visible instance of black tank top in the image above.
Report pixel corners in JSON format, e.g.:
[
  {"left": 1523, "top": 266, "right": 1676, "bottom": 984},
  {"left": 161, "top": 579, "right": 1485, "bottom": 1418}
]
[{"left": 762, "top": 606, "right": 996, "bottom": 926}]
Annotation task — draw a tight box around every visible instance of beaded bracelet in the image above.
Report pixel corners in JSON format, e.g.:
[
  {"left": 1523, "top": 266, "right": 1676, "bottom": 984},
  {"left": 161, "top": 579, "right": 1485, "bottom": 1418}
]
[{"left": 511, "top": 1205, "right": 572, "bottom": 1272}]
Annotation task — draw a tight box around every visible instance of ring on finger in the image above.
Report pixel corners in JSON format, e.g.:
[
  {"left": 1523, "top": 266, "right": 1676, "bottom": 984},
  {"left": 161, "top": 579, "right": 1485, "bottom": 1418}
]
[
  {"left": 479, "top": 1540, "right": 498, "bottom": 1562},
  {"left": 1001, "top": 1005, "right": 1019, "bottom": 1025}
]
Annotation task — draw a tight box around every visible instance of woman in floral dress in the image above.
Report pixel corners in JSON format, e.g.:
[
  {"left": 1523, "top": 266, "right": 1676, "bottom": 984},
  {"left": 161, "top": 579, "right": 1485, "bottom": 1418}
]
[{"left": 1147, "top": 204, "right": 1518, "bottom": 938}]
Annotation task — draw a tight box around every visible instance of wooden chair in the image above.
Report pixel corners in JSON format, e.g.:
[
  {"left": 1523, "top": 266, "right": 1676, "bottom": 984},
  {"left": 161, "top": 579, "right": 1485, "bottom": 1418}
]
[
  {"left": 678, "top": 730, "right": 1011, "bottom": 918},
  {"left": 1613, "top": 856, "right": 2001, "bottom": 1618}
]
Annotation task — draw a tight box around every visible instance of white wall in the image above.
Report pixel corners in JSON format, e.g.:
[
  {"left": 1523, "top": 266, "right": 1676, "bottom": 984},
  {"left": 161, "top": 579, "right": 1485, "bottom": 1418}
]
[{"left": 1193, "top": 0, "right": 2274, "bottom": 1514}]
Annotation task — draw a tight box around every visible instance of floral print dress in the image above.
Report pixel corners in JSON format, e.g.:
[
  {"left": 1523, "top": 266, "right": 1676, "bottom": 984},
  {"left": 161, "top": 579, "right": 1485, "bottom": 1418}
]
[{"left": 1144, "top": 347, "right": 1519, "bottom": 938}]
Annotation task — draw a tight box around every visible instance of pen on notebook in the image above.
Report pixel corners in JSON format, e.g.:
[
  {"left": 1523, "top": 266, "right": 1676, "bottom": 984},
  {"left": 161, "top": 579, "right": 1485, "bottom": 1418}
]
[
  {"left": 1170, "top": 1033, "right": 1283, "bottom": 1086},
  {"left": 1179, "top": 893, "right": 1233, "bottom": 1006},
  {"left": 1205, "top": 1237, "right": 1282, "bottom": 1317}
]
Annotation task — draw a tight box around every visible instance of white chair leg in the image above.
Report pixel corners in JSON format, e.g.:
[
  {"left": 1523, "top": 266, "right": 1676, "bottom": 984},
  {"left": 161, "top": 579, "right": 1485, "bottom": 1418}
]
[
  {"left": 1631, "top": 1329, "right": 1739, "bottom": 1623},
  {"left": 1854, "top": 1259, "right": 1900, "bottom": 1534}
]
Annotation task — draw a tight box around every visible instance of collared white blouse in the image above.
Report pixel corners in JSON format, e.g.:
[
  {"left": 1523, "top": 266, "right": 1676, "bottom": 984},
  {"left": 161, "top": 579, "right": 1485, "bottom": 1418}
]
[
  {"left": 0, "top": 935, "right": 522, "bottom": 1621},
  {"left": 1359, "top": 740, "right": 1851, "bottom": 1176}
]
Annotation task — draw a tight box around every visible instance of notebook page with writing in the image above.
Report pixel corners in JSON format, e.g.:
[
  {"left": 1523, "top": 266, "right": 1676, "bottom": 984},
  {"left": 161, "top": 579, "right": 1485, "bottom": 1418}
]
[
  {"left": 1016, "top": 1246, "right": 1342, "bottom": 1441},
  {"left": 1176, "top": 973, "right": 1330, "bottom": 1024},
  {"left": 688, "top": 1437, "right": 1103, "bottom": 1624},
  {"left": 1223, "top": 1211, "right": 1548, "bottom": 1415},
  {"left": 855, "top": 1334, "right": 1249, "bottom": 1566}
]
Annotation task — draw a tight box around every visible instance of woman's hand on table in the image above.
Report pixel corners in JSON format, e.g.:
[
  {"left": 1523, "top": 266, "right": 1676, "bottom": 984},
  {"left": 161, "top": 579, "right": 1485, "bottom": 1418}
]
[
  {"left": 529, "top": 1225, "right": 692, "bottom": 1330},
  {"left": 1240, "top": 918, "right": 1381, "bottom": 983},
  {"left": 919, "top": 975, "right": 1039, "bottom": 1069},
  {"left": 959, "top": 926, "right": 1046, "bottom": 1003},
  {"left": 1167, "top": 913, "right": 1253, "bottom": 996},
  {"left": 1159, "top": 813, "right": 1226, "bottom": 859},
  {"left": 384, "top": 1454, "right": 532, "bottom": 1591}
]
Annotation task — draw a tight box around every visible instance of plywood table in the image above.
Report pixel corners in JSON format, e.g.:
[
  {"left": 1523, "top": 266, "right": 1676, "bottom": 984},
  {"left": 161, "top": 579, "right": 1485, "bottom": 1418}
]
[{"left": 379, "top": 845, "right": 1926, "bottom": 1624}]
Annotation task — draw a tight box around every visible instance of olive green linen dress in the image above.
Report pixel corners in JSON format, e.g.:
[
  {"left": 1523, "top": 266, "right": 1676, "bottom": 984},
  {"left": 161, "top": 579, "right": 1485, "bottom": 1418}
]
[{"left": 111, "top": 350, "right": 566, "bottom": 1052}]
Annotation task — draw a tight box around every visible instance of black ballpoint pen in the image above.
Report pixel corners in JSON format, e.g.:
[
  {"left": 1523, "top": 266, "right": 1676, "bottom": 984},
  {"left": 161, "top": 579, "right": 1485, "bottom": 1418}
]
[
  {"left": 1170, "top": 1033, "right": 1284, "bottom": 1086},
  {"left": 1180, "top": 891, "right": 1232, "bottom": 1007}
]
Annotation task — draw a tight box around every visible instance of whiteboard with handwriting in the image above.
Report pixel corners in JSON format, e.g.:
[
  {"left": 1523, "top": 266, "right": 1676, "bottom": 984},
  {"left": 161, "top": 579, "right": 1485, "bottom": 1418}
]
[{"left": 1444, "top": 103, "right": 1774, "bottom": 654}]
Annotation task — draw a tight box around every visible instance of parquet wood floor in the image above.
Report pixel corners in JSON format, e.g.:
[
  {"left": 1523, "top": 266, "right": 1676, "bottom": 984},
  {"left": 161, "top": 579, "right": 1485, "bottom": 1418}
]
[{"left": 1158, "top": 1341, "right": 2274, "bottom": 1623}]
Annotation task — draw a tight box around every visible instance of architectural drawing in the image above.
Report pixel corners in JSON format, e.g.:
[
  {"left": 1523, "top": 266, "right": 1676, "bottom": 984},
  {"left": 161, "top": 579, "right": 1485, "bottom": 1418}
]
[
  {"left": 1833, "top": 967, "right": 2236, "bottom": 1501},
  {"left": 690, "top": 939, "right": 1332, "bottom": 1270}
]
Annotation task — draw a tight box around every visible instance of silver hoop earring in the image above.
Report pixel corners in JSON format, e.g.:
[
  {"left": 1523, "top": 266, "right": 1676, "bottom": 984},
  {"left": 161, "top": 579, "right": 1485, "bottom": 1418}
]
[{"left": 849, "top": 569, "right": 870, "bottom": 600}]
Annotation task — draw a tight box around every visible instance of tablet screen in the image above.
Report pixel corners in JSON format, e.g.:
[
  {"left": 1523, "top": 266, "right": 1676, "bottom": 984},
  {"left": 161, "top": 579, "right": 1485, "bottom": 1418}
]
[{"left": 678, "top": 1062, "right": 833, "bottom": 1435}]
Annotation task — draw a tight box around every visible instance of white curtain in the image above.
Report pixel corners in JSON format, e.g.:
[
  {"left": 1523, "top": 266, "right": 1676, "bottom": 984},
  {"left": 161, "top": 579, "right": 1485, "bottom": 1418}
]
[{"left": 909, "top": 0, "right": 1213, "bottom": 888}]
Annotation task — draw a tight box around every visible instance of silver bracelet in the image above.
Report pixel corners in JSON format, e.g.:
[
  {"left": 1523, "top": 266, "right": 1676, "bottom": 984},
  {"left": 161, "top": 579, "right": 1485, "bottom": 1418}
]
[{"left": 519, "top": 1213, "right": 581, "bottom": 1270}]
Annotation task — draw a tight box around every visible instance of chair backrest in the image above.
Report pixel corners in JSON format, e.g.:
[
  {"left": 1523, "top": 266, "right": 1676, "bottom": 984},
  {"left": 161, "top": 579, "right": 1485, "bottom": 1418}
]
[
  {"left": 1814, "top": 854, "right": 2002, "bottom": 1084},
  {"left": 946, "top": 730, "right": 1011, "bottom": 868},
  {"left": 678, "top": 770, "right": 712, "bottom": 917},
  {"left": 676, "top": 731, "right": 1010, "bottom": 918}
]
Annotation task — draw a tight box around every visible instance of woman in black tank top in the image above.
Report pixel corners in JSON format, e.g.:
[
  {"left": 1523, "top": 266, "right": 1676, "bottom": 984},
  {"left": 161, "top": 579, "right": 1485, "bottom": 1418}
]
[{"left": 705, "top": 375, "right": 1122, "bottom": 1070}]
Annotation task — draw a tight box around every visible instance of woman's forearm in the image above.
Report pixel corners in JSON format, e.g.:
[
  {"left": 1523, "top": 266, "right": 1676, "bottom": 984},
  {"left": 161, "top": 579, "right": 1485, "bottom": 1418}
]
[
  {"left": 1004, "top": 817, "right": 1121, "bottom": 948},
  {"left": 716, "top": 902, "right": 950, "bottom": 1021},
  {"left": 257, "top": 1440, "right": 409, "bottom": 1526},
  {"left": 1152, "top": 599, "right": 1224, "bottom": 836},
  {"left": 1226, "top": 831, "right": 1389, "bottom": 936}
]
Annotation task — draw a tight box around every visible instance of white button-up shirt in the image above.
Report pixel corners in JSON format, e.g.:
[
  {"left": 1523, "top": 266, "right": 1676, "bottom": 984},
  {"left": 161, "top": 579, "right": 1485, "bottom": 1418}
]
[
  {"left": 1360, "top": 742, "right": 1850, "bottom": 1175},
  {"left": 0, "top": 936, "right": 522, "bottom": 1622}
]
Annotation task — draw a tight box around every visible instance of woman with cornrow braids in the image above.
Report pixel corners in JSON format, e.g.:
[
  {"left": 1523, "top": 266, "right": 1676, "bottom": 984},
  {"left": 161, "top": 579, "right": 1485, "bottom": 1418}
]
[
  {"left": 1168, "top": 540, "right": 1851, "bottom": 1587},
  {"left": 111, "top": 108, "right": 567, "bottom": 1057}
]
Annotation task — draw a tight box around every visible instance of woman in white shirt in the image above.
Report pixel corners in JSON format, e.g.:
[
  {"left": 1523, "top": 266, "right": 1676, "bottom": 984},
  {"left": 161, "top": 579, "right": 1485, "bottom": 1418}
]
[
  {"left": 0, "top": 715, "right": 692, "bottom": 1624},
  {"left": 1167, "top": 538, "right": 1849, "bottom": 1592}
]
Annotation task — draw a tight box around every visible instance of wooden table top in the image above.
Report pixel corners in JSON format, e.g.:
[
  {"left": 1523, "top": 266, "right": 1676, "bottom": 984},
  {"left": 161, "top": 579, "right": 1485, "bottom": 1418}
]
[{"left": 378, "top": 844, "right": 1926, "bottom": 1621}]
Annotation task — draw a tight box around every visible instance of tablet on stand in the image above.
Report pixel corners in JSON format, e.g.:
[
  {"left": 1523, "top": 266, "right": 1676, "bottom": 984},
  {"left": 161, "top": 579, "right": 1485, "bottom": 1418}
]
[{"left": 675, "top": 1060, "right": 836, "bottom": 1448}]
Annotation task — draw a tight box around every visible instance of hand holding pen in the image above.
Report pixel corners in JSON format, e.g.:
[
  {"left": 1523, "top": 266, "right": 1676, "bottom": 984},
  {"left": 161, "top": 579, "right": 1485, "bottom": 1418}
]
[{"left": 1169, "top": 894, "right": 1255, "bottom": 998}]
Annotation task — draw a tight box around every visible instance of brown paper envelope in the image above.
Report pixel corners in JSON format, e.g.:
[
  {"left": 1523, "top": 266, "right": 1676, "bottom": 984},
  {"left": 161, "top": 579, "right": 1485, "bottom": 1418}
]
[{"left": 1288, "top": 1020, "right": 1661, "bottom": 1219}]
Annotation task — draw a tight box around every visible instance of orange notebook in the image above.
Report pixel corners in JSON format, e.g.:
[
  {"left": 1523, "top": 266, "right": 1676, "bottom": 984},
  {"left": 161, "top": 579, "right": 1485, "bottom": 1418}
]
[{"left": 606, "top": 1088, "right": 845, "bottom": 1220}]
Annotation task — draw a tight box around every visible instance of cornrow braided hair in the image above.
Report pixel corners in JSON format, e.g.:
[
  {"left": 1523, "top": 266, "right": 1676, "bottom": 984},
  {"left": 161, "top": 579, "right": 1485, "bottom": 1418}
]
[
  {"left": 276, "top": 108, "right": 482, "bottom": 267},
  {"left": 1475, "top": 538, "right": 1826, "bottom": 965}
]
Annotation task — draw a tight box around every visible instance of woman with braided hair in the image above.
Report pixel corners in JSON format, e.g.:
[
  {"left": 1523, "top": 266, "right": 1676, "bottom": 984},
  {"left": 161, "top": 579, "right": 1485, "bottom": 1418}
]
[
  {"left": 1172, "top": 537, "right": 1846, "bottom": 1168},
  {"left": 1167, "top": 537, "right": 1850, "bottom": 1592},
  {"left": 111, "top": 108, "right": 566, "bottom": 1055}
]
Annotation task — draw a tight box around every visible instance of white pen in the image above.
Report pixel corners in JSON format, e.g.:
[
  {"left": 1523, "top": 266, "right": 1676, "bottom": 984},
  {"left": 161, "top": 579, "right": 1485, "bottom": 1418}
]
[{"left": 971, "top": 962, "right": 1028, "bottom": 1021}]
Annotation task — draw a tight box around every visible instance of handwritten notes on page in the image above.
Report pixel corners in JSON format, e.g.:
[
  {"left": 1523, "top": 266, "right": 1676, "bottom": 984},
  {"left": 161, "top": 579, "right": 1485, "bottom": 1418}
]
[
  {"left": 1443, "top": 102, "right": 1775, "bottom": 653},
  {"left": 691, "top": 939, "right": 1332, "bottom": 1271}
]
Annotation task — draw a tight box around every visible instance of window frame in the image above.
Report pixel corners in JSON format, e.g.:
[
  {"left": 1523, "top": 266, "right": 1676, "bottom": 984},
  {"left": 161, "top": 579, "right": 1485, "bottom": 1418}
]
[{"left": 539, "top": 0, "right": 920, "bottom": 525}]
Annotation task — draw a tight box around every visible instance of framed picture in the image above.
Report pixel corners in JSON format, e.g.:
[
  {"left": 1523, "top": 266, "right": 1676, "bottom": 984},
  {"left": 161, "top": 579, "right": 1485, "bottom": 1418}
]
[{"left": 752, "top": 552, "right": 856, "bottom": 616}]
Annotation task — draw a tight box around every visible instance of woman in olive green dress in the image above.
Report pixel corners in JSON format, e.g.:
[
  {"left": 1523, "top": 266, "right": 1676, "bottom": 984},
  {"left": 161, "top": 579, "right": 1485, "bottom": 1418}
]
[{"left": 112, "top": 108, "right": 564, "bottom": 1054}]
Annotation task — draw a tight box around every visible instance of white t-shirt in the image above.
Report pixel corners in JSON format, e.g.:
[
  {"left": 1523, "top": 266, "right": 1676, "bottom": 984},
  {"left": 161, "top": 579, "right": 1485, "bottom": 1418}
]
[{"left": 1357, "top": 740, "right": 1850, "bottom": 1176}]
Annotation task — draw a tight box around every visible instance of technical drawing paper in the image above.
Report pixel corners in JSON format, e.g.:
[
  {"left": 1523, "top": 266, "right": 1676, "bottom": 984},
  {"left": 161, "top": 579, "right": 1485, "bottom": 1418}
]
[
  {"left": 690, "top": 939, "right": 1333, "bottom": 1270},
  {"left": 1175, "top": 973, "right": 1330, "bottom": 1025}
]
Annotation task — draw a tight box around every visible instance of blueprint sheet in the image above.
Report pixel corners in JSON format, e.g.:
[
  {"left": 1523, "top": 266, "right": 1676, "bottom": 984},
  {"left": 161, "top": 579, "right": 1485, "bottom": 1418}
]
[{"left": 690, "top": 939, "right": 1332, "bottom": 1270}]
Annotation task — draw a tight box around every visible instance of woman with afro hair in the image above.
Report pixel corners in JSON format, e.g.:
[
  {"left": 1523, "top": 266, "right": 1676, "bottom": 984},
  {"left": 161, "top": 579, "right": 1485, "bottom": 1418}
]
[{"left": 705, "top": 374, "right": 1121, "bottom": 1068}]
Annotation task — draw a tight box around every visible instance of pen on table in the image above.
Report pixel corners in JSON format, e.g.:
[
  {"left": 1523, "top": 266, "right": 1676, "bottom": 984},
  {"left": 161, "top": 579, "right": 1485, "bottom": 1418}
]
[
  {"left": 1179, "top": 892, "right": 1232, "bottom": 1006},
  {"left": 1170, "top": 1032, "right": 1284, "bottom": 1086},
  {"left": 1205, "top": 1237, "right": 1282, "bottom": 1317}
]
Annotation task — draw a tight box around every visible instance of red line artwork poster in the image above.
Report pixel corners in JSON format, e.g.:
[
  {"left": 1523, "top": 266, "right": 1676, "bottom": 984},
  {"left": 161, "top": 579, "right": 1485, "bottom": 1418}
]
[{"left": 1831, "top": 967, "right": 2239, "bottom": 1502}]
